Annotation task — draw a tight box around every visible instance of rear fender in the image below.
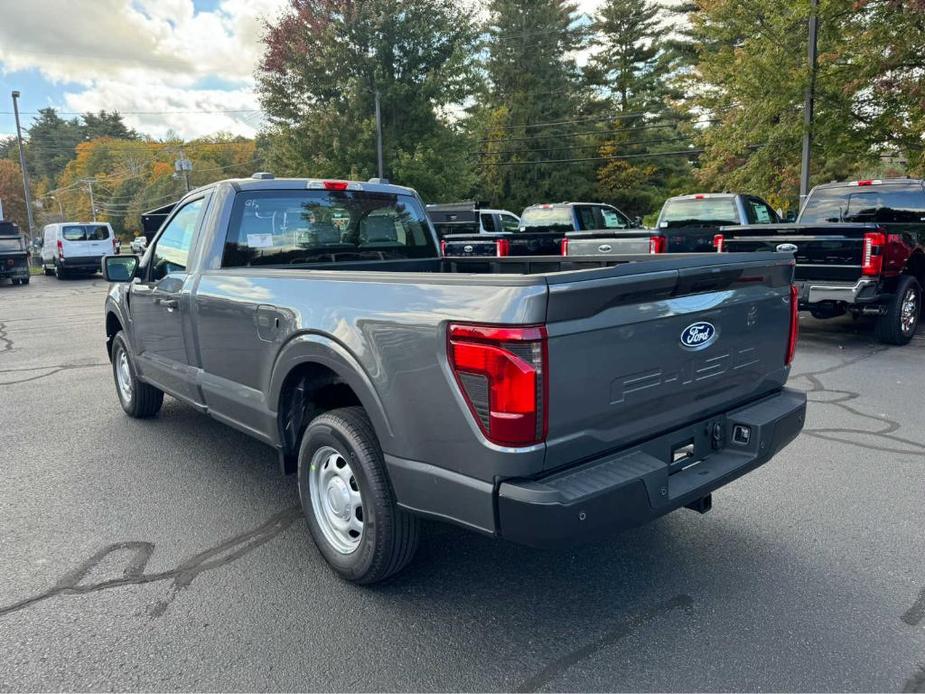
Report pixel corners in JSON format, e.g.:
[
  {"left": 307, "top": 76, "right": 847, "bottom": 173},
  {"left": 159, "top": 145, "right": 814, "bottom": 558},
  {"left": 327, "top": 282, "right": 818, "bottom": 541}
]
[{"left": 268, "top": 333, "right": 393, "bottom": 447}]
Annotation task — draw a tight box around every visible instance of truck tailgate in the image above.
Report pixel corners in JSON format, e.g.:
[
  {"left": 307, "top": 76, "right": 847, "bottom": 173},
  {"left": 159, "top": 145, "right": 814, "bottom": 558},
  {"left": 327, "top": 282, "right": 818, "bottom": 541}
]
[
  {"left": 442, "top": 235, "right": 500, "bottom": 257},
  {"left": 565, "top": 231, "right": 652, "bottom": 256},
  {"left": 721, "top": 223, "right": 876, "bottom": 281},
  {"left": 543, "top": 253, "right": 795, "bottom": 470}
]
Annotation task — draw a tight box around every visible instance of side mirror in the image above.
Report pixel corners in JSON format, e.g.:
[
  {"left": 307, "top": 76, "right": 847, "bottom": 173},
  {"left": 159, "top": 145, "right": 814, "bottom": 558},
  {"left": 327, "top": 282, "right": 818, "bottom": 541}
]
[
  {"left": 632, "top": 216, "right": 643, "bottom": 228},
  {"left": 784, "top": 211, "right": 797, "bottom": 223},
  {"left": 103, "top": 255, "right": 139, "bottom": 282}
]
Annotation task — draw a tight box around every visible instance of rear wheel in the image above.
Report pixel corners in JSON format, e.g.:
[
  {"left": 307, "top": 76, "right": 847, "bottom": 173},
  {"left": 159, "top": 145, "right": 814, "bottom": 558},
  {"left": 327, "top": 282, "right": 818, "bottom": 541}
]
[
  {"left": 876, "top": 275, "right": 921, "bottom": 345},
  {"left": 297, "top": 406, "right": 419, "bottom": 584},
  {"left": 43, "top": 264, "right": 53, "bottom": 276},
  {"left": 111, "top": 332, "right": 163, "bottom": 417},
  {"left": 54, "top": 263, "right": 65, "bottom": 280}
]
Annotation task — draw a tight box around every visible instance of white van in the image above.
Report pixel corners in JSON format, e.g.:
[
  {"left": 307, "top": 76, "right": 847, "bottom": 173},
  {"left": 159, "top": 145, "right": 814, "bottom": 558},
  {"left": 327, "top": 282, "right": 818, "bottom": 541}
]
[{"left": 41, "top": 222, "right": 116, "bottom": 278}]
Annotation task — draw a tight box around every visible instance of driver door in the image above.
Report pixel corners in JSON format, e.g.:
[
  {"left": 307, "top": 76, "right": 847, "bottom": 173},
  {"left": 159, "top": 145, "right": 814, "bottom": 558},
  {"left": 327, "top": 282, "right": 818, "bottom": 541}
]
[{"left": 130, "top": 195, "right": 207, "bottom": 403}]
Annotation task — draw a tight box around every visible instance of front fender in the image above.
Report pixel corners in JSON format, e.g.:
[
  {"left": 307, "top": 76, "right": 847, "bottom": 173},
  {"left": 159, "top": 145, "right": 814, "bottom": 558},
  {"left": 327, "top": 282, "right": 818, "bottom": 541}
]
[{"left": 268, "top": 332, "right": 394, "bottom": 446}]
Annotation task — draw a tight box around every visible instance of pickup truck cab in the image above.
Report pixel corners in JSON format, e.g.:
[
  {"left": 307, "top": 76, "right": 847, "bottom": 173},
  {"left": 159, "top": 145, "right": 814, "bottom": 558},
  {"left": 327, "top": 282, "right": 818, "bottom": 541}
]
[
  {"left": 103, "top": 174, "right": 806, "bottom": 583},
  {"left": 0, "top": 221, "right": 30, "bottom": 286},
  {"left": 442, "top": 201, "right": 641, "bottom": 257},
  {"left": 654, "top": 193, "right": 781, "bottom": 254},
  {"left": 427, "top": 202, "right": 520, "bottom": 238},
  {"left": 720, "top": 179, "right": 925, "bottom": 344}
]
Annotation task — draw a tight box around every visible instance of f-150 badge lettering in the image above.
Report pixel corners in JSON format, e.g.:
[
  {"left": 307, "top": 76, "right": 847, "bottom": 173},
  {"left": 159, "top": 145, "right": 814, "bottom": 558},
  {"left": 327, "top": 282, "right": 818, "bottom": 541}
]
[{"left": 680, "top": 321, "right": 717, "bottom": 349}]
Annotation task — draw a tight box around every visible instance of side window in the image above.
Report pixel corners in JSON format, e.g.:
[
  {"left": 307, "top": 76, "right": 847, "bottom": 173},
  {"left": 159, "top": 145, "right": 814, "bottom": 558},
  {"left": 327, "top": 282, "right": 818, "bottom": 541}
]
[
  {"left": 746, "top": 198, "right": 775, "bottom": 224},
  {"left": 480, "top": 213, "right": 497, "bottom": 232},
  {"left": 575, "top": 206, "right": 596, "bottom": 231},
  {"left": 599, "top": 206, "right": 629, "bottom": 229},
  {"left": 500, "top": 214, "right": 520, "bottom": 232},
  {"left": 150, "top": 198, "right": 203, "bottom": 281}
]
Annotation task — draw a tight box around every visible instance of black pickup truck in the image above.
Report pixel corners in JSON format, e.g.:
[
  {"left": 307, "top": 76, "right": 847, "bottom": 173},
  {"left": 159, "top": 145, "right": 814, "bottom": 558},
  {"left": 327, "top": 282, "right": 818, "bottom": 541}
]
[
  {"left": 721, "top": 179, "right": 925, "bottom": 344},
  {"left": 0, "top": 221, "right": 30, "bottom": 286},
  {"left": 442, "top": 202, "right": 642, "bottom": 257}
]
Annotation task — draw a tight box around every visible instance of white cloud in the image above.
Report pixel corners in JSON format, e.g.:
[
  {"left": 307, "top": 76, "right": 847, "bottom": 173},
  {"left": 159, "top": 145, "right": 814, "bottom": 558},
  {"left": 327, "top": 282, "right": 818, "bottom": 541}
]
[{"left": 0, "top": 0, "right": 287, "bottom": 138}]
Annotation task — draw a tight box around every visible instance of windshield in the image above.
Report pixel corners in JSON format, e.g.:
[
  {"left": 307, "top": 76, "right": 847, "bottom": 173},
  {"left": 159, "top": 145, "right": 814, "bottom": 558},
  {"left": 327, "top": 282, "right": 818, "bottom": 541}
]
[
  {"left": 800, "top": 185, "right": 925, "bottom": 224},
  {"left": 0, "top": 238, "right": 23, "bottom": 251},
  {"left": 660, "top": 198, "right": 738, "bottom": 226},
  {"left": 62, "top": 224, "right": 111, "bottom": 241},
  {"left": 223, "top": 190, "right": 438, "bottom": 266},
  {"left": 520, "top": 207, "right": 573, "bottom": 231}
]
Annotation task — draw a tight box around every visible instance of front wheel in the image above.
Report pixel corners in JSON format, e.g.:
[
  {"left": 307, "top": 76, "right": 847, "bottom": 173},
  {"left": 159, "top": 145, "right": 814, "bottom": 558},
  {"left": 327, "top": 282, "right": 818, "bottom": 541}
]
[
  {"left": 297, "top": 407, "right": 419, "bottom": 584},
  {"left": 876, "top": 275, "right": 921, "bottom": 345},
  {"left": 111, "top": 332, "right": 164, "bottom": 417}
]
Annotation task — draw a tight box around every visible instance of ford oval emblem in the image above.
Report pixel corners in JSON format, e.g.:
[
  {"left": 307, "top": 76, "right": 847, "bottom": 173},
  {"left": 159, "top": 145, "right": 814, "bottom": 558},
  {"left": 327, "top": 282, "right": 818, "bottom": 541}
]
[
  {"left": 598, "top": 244, "right": 613, "bottom": 253},
  {"left": 776, "top": 243, "right": 797, "bottom": 253},
  {"left": 680, "top": 321, "right": 717, "bottom": 350},
  {"left": 463, "top": 244, "right": 474, "bottom": 253}
]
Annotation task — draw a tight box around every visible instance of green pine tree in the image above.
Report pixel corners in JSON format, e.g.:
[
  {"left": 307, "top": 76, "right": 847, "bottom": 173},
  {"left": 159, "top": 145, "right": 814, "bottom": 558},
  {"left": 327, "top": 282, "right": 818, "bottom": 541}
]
[{"left": 475, "top": 0, "right": 595, "bottom": 211}]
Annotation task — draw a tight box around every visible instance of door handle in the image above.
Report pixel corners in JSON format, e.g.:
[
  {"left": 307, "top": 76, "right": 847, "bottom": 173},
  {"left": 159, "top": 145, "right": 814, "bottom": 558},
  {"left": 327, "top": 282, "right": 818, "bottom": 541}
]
[{"left": 154, "top": 297, "right": 178, "bottom": 310}]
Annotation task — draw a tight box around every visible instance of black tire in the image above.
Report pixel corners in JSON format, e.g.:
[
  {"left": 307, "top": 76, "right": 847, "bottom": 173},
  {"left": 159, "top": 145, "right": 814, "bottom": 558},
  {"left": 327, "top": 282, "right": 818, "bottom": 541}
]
[
  {"left": 876, "top": 275, "right": 921, "bottom": 345},
  {"left": 54, "top": 263, "right": 65, "bottom": 280},
  {"left": 20, "top": 277, "right": 29, "bottom": 285},
  {"left": 111, "top": 332, "right": 164, "bottom": 418},
  {"left": 43, "top": 265, "right": 53, "bottom": 276},
  {"left": 297, "top": 406, "right": 419, "bottom": 584}
]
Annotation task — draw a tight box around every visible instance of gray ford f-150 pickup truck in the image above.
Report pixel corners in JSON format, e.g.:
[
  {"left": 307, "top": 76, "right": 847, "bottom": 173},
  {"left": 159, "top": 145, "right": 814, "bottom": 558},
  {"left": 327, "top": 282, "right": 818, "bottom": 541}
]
[{"left": 102, "top": 174, "right": 806, "bottom": 583}]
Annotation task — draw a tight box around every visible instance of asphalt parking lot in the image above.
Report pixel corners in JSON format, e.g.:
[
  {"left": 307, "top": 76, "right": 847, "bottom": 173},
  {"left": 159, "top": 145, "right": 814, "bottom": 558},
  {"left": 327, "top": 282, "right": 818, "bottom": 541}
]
[{"left": 1, "top": 274, "right": 924, "bottom": 692}]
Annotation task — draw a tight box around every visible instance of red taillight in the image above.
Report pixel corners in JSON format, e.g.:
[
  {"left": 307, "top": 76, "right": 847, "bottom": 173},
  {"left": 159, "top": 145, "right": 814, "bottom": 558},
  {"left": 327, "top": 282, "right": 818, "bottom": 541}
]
[
  {"left": 496, "top": 239, "right": 510, "bottom": 257},
  {"left": 649, "top": 235, "right": 666, "bottom": 254},
  {"left": 560, "top": 238, "right": 569, "bottom": 255},
  {"left": 786, "top": 284, "right": 799, "bottom": 365},
  {"left": 322, "top": 180, "right": 349, "bottom": 191},
  {"left": 713, "top": 234, "right": 725, "bottom": 252},
  {"left": 448, "top": 323, "right": 548, "bottom": 446},
  {"left": 440, "top": 239, "right": 447, "bottom": 256},
  {"left": 57, "top": 239, "right": 64, "bottom": 258},
  {"left": 862, "top": 231, "right": 885, "bottom": 276},
  {"left": 694, "top": 194, "right": 705, "bottom": 199},
  {"left": 112, "top": 237, "right": 118, "bottom": 252}
]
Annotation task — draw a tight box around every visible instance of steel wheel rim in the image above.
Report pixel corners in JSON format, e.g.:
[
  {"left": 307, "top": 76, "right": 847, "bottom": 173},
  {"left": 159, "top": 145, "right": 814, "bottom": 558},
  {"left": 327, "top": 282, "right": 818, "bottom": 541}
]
[
  {"left": 308, "top": 445, "right": 364, "bottom": 554},
  {"left": 116, "top": 349, "right": 133, "bottom": 403},
  {"left": 901, "top": 287, "right": 918, "bottom": 335}
]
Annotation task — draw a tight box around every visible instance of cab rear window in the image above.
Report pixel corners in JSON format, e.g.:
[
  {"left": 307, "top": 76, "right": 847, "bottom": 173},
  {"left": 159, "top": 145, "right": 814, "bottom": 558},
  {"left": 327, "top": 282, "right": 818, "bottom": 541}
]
[
  {"left": 62, "top": 225, "right": 110, "bottom": 241},
  {"left": 800, "top": 185, "right": 925, "bottom": 224},
  {"left": 660, "top": 198, "right": 738, "bottom": 226},
  {"left": 520, "top": 207, "right": 572, "bottom": 230},
  {"left": 222, "top": 190, "right": 437, "bottom": 267}
]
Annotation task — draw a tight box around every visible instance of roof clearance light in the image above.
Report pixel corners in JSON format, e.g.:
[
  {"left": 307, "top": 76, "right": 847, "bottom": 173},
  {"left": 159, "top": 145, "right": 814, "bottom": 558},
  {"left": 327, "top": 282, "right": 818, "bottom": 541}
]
[{"left": 852, "top": 179, "right": 882, "bottom": 186}]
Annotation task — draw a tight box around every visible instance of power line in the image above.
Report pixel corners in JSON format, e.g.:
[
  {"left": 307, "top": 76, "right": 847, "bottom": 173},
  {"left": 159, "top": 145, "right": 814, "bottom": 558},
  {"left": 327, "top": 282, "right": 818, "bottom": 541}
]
[
  {"left": 486, "top": 147, "right": 706, "bottom": 166},
  {"left": 475, "top": 135, "right": 693, "bottom": 157},
  {"left": 0, "top": 108, "right": 262, "bottom": 116},
  {"left": 479, "top": 119, "right": 716, "bottom": 143}
]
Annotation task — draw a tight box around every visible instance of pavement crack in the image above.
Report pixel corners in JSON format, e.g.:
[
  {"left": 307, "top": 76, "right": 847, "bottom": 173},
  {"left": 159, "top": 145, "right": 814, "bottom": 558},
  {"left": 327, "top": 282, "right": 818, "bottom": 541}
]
[
  {"left": 513, "top": 594, "right": 694, "bottom": 693},
  {"left": 0, "top": 322, "right": 13, "bottom": 352},
  {"left": 793, "top": 359, "right": 925, "bottom": 458},
  {"left": 0, "top": 507, "right": 302, "bottom": 619},
  {"left": 0, "top": 362, "right": 108, "bottom": 386},
  {"left": 902, "top": 586, "right": 925, "bottom": 626}
]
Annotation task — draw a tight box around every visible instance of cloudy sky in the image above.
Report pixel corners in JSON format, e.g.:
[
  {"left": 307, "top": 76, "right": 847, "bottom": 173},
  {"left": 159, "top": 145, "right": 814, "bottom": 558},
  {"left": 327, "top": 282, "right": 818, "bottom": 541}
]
[{"left": 0, "top": 0, "right": 606, "bottom": 141}]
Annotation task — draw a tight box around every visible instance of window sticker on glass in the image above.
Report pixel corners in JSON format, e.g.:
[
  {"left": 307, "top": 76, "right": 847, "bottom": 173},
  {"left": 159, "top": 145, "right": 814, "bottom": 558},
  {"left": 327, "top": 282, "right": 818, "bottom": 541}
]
[
  {"left": 247, "top": 233, "right": 274, "bottom": 248},
  {"left": 753, "top": 204, "right": 771, "bottom": 223}
]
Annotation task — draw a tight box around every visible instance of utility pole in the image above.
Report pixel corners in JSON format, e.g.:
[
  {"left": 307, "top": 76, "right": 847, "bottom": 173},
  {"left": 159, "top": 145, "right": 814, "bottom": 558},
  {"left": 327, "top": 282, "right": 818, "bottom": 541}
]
[
  {"left": 374, "top": 89, "right": 384, "bottom": 179},
  {"left": 799, "top": 0, "right": 819, "bottom": 208},
  {"left": 11, "top": 91, "right": 36, "bottom": 242},
  {"left": 84, "top": 179, "right": 97, "bottom": 222},
  {"left": 175, "top": 151, "right": 192, "bottom": 193}
]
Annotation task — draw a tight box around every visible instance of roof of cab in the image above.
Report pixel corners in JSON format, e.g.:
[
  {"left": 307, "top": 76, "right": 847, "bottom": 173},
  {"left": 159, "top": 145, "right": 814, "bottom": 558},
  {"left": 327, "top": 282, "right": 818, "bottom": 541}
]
[
  {"left": 215, "top": 175, "right": 419, "bottom": 197},
  {"left": 811, "top": 177, "right": 924, "bottom": 190}
]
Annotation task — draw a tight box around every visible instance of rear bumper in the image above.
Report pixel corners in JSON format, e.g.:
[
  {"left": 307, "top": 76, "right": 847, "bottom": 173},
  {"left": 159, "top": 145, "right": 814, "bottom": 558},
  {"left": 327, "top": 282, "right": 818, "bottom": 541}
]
[
  {"left": 0, "top": 262, "right": 29, "bottom": 279},
  {"left": 795, "top": 277, "right": 880, "bottom": 305},
  {"left": 59, "top": 256, "right": 105, "bottom": 271},
  {"left": 497, "top": 388, "right": 806, "bottom": 548}
]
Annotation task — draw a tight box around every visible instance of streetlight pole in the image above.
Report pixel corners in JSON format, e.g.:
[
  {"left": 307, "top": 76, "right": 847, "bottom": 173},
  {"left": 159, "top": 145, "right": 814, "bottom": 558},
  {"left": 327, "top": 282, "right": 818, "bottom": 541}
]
[
  {"left": 799, "top": 0, "right": 819, "bottom": 208},
  {"left": 11, "top": 91, "right": 36, "bottom": 242}
]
